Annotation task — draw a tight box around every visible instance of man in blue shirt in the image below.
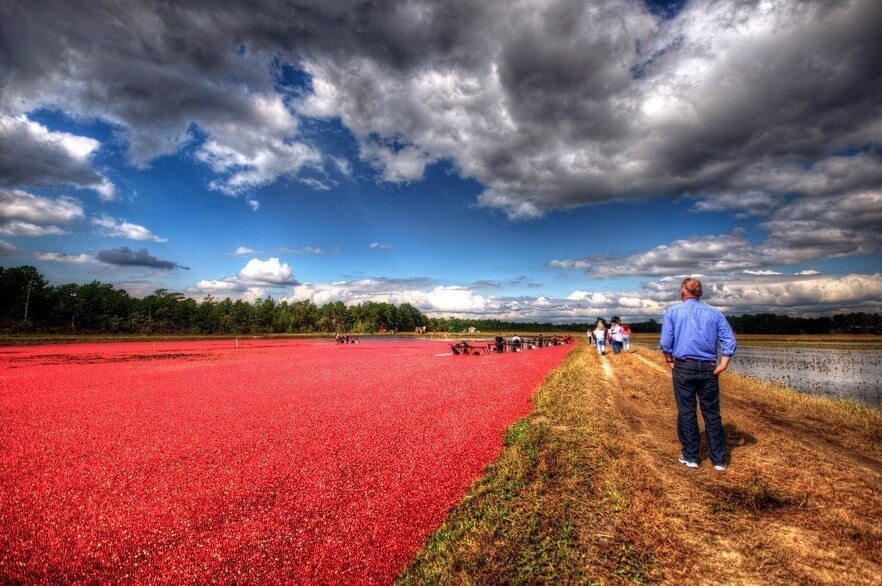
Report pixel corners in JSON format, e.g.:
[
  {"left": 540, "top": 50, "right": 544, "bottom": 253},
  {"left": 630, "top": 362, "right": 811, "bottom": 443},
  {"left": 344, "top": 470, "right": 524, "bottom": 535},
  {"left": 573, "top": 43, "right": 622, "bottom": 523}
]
[{"left": 660, "top": 278, "right": 737, "bottom": 471}]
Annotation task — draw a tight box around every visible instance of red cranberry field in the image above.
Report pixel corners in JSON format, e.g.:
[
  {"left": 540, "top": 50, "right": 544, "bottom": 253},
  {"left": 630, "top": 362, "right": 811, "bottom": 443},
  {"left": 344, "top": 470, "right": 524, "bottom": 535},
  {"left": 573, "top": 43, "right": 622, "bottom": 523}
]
[{"left": 0, "top": 339, "right": 571, "bottom": 582}]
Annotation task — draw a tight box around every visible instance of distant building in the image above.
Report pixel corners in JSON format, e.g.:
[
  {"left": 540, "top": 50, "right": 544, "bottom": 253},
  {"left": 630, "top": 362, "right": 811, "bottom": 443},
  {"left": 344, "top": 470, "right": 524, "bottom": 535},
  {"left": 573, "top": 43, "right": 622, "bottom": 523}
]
[{"left": 467, "top": 327, "right": 478, "bottom": 333}]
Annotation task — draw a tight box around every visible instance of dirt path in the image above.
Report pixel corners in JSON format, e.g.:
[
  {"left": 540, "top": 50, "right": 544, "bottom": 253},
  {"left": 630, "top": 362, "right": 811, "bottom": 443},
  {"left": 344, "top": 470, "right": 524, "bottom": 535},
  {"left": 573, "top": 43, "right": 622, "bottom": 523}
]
[
  {"left": 403, "top": 343, "right": 882, "bottom": 584},
  {"left": 597, "top": 348, "right": 882, "bottom": 584}
]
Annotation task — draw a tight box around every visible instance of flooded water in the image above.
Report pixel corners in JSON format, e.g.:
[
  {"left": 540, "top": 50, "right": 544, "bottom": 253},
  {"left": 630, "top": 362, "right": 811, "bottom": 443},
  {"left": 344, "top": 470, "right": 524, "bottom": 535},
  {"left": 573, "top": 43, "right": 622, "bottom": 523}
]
[
  {"left": 728, "top": 347, "right": 882, "bottom": 408},
  {"left": 636, "top": 343, "right": 882, "bottom": 408}
]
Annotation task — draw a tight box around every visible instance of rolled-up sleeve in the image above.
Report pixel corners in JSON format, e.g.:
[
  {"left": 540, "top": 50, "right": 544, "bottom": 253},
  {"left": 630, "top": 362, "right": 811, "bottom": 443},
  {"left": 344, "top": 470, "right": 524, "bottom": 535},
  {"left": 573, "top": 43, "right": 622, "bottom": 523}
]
[
  {"left": 660, "top": 309, "right": 674, "bottom": 354},
  {"left": 717, "top": 314, "right": 737, "bottom": 357}
]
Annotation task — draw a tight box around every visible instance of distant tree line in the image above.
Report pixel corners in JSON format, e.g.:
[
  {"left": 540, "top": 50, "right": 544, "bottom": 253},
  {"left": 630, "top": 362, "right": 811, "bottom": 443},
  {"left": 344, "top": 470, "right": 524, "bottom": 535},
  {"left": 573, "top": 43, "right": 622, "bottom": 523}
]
[
  {"left": 622, "top": 314, "right": 882, "bottom": 334},
  {"left": 0, "top": 266, "right": 427, "bottom": 334},
  {"left": 725, "top": 312, "right": 881, "bottom": 335},
  {"left": 2, "top": 265, "right": 880, "bottom": 335}
]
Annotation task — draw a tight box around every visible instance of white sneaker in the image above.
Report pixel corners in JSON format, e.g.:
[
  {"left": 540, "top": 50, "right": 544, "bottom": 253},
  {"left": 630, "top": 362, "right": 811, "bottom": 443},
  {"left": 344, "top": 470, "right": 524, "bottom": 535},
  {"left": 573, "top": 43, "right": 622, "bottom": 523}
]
[
  {"left": 678, "top": 455, "right": 699, "bottom": 469},
  {"left": 713, "top": 464, "right": 727, "bottom": 471}
]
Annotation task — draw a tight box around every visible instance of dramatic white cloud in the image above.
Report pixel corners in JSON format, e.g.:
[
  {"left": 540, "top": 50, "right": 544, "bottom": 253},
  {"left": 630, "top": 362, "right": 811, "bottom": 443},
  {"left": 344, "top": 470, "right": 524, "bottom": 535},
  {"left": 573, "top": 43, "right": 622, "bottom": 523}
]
[
  {"left": 237, "top": 257, "right": 296, "bottom": 285},
  {"left": 285, "top": 280, "right": 485, "bottom": 313},
  {"left": 424, "top": 286, "right": 487, "bottom": 312},
  {"left": 188, "top": 278, "right": 269, "bottom": 303},
  {"left": 188, "top": 257, "right": 299, "bottom": 299},
  {"left": 195, "top": 95, "right": 322, "bottom": 194},
  {"left": 92, "top": 214, "right": 166, "bottom": 242},
  {"left": 359, "top": 142, "right": 435, "bottom": 184},
  {"left": 242, "top": 287, "right": 269, "bottom": 303}
]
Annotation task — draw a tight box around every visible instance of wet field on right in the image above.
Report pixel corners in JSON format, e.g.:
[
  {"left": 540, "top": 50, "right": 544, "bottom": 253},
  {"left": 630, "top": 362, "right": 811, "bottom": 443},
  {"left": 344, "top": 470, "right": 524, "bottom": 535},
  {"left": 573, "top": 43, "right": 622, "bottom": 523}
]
[
  {"left": 633, "top": 339, "right": 882, "bottom": 408},
  {"left": 728, "top": 346, "right": 882, "bottom": 408}
]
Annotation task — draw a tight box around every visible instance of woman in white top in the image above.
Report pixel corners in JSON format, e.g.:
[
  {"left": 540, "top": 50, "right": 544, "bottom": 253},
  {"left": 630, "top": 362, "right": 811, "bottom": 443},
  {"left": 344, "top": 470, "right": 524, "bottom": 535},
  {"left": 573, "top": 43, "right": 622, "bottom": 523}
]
[{"left": 594, "top": 321, "right": 607, "bottom": 356}]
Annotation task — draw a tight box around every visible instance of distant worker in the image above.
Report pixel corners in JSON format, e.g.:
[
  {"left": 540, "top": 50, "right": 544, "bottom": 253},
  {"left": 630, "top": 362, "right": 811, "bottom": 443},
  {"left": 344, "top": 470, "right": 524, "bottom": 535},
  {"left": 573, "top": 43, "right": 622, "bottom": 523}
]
[
  {"left": 451, "top": 340, "right": 471, "bottom": 355},
  {"left": 495, "top": 334, "right": 505, "bottom": 353},
  {"left": 511, "top": 334, "right": 522, "bottom": 352},
  {"left": 538, "top": 333, "right": 544, "bottom": 348},
  {"left": 661, "top": 278, "right": 737, "bottom": 472}
]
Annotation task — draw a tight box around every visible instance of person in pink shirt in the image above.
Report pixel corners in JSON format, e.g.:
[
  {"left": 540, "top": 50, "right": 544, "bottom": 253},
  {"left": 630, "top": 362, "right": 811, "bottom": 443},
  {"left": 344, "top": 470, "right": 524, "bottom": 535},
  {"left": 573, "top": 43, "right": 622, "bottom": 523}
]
[{"left": 622, "top": 323, "right": 632, "bottom": 352}]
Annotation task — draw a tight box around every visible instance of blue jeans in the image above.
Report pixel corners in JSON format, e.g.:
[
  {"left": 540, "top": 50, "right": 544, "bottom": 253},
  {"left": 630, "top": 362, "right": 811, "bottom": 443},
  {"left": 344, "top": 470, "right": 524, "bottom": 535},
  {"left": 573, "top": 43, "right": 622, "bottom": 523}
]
[
  {"left": 595, "top": 339, "right": 605, "bottom": 355},
  {"left": 673, "top": 361, "right": 727, "bottom": 465}
]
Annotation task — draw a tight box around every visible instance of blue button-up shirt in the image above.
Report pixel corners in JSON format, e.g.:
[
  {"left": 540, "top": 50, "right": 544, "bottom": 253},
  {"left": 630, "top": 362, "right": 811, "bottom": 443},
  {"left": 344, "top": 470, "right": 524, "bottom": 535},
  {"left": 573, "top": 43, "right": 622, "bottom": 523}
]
[{"left": 660, "top": 298, "right": 737, "bottom": 361}]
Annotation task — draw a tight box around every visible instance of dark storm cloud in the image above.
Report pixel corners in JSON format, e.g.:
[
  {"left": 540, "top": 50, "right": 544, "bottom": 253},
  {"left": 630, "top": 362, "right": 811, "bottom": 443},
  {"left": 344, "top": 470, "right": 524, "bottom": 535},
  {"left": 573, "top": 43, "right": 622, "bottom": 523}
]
[
  {"left": 294, "top": 0, "right": 882, "bottom": 219},
  {"left": 96, "top": 247, "right": 187, "bottom": 270},
  {"left": 2, "top": 0, "right": 881, "bottom": 225},
  {"left": 551, "top": 193, "right": 882, "bottom": 278}
]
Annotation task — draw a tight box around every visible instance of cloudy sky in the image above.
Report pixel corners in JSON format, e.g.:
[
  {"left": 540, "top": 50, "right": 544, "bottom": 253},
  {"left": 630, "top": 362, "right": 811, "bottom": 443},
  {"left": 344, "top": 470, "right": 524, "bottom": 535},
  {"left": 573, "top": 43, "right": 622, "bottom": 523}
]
[{"left": 1, "top": 0, "right": 880, "bottom": 320}]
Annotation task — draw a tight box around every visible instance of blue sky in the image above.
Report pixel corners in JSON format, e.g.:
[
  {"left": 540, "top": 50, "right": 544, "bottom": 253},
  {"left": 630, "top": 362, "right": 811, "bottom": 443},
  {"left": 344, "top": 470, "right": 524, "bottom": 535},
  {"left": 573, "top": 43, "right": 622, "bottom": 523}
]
[{"left": 1, "top": 0, "right": 880, "bottom": 320}]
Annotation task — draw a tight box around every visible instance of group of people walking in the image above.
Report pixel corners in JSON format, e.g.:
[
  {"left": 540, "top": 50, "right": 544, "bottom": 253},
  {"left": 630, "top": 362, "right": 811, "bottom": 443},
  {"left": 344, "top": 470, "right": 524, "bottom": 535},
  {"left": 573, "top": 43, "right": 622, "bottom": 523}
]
[{"left": 587, "top": 319, "right": 631, "bottom": 355}]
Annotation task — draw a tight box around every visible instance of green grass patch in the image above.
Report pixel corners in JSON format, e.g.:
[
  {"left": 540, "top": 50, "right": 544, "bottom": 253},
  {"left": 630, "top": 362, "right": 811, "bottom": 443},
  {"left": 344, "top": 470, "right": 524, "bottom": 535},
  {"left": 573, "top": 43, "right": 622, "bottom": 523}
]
[{"left": 398, "top": 345, "right": 659, "bottom": 584}]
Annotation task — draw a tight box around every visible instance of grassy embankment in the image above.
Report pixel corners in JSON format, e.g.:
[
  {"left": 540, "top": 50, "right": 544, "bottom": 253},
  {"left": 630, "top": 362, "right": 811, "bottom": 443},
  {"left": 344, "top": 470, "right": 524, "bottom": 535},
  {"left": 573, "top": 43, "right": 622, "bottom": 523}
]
[{"left": 400, "top": 343, "right": 882, "bottom": 584}]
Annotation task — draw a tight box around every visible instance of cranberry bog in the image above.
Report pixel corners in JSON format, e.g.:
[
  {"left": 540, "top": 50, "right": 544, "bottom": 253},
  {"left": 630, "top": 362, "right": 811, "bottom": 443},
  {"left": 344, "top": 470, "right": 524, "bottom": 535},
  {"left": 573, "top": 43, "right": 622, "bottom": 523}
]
[{"left": 0, "top": 338, "right": 572, "bottom": 582}]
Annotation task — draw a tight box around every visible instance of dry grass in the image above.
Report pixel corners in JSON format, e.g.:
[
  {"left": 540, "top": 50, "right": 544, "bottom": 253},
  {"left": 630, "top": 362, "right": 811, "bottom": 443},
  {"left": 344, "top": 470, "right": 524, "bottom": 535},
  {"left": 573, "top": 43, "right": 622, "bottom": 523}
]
[{"left": 400, "top": 343, "right": 882, "bottom": 584}]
